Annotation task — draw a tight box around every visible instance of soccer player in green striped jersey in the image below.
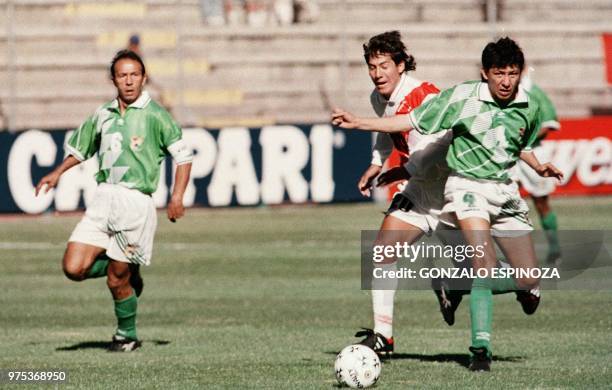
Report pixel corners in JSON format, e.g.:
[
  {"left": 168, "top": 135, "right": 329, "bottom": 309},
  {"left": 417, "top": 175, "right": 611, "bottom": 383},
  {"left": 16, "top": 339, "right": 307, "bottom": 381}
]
[
  {"left": 332, "top": 37, "right": 563, "bottom": 371},
  {"left": 36, "top": 50, "right": 193, "bottom": 352}
]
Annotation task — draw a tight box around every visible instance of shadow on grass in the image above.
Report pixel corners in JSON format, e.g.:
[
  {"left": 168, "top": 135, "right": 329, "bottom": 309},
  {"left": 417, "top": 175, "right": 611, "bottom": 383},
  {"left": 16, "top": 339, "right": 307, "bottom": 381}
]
[
  {"left": 56, "top": 340, "right": 171, "bottom": 351},
  {"left": 385, "top": 353, "right": 524, "bottom": 368},
  {"left": 326, "top": 351, "right": 524, "bottom": 368}
]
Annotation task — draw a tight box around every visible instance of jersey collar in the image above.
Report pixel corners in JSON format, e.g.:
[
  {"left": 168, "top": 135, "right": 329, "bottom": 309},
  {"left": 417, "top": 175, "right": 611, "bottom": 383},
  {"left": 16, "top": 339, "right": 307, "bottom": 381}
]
[
  {"left": 477, "top": 82, "right": 528, "bottom": 106},
  {"left": 109, "top": 90, "right": 152, "bottom": 111}
]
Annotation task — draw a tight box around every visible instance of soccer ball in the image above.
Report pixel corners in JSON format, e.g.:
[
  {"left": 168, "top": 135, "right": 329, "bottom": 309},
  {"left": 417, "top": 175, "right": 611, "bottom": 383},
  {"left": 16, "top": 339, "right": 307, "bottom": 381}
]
[{"left": 334, "top": 344, "right": 381, "bottom": 388}]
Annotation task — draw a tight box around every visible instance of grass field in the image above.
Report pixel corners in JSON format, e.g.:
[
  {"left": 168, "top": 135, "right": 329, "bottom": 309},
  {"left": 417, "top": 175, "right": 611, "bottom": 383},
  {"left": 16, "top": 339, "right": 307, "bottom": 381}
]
[{"left": 0, "top": 196, "right": 611, "bottom": 389}]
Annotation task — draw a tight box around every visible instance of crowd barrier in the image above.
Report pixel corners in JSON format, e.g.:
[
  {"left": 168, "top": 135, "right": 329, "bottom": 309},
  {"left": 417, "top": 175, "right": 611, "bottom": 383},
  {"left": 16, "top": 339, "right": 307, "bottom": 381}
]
[
  {"left": 0, "top": 125, "right": 371, "bottom": 213},
  {"left": 1, "top": 117, "right": 610, "bottom": 214}
]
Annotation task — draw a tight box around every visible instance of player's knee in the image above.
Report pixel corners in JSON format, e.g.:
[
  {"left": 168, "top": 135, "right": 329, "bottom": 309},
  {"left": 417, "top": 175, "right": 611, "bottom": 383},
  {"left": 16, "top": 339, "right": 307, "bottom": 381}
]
[
  {"left": 62, "top": 247, "right": 94, "bottom": 281},
  {"left": 62, "top": 264, "right": 87, "bottom": 281},
  {"left": 106, "top": 273, "right": 129, "bottom": 291}
]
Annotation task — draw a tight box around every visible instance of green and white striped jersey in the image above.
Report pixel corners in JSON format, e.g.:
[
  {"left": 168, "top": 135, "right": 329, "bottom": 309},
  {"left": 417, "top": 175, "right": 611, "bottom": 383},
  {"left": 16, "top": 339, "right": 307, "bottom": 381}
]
[
  {"left": 66, "top": 91, "right": 183, "bottom": 194},
  {"left": 408, "top": 81, "right": 540, "bottom": 181}
]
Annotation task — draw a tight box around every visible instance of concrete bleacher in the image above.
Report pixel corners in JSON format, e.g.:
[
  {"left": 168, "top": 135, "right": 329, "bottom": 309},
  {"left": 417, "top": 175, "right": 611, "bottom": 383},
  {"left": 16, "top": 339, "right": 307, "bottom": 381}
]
[
  {"left": 0, "top": 0, "right": 610, "bottom": 130},
  {"left": 500, "top": 0, "right": 612, "bottom": 23}
]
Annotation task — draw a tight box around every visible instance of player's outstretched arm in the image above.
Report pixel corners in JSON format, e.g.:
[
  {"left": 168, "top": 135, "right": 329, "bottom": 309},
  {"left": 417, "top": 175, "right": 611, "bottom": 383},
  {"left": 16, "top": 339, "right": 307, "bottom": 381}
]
[
  {"left": 167, "top": 162, "right": 192, "bottom": 222},
  {"left": 331, "top": 108, "right": 413, "bottom": 133},
  {"left": 520, "top": 150, "right": 564, "bottom": 180},
  {"left": 35, "top": 155, "right": 81, "bottom": 196}
]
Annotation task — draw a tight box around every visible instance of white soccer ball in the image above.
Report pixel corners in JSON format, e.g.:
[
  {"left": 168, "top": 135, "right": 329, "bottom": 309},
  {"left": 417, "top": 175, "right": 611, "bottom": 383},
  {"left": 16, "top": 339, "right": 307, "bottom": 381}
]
[{"left": 334, "top": 344, "right": 381, "bottom": 388}]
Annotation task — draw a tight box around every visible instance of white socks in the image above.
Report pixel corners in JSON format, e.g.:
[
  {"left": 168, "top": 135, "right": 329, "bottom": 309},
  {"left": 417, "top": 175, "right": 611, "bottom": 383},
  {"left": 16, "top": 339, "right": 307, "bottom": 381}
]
[{"left": 372, "top": 262, "right": 398, "bottom": 339}]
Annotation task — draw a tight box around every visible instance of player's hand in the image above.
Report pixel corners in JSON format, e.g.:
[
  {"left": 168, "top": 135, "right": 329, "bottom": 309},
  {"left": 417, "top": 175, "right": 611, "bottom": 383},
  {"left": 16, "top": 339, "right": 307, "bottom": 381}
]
[
  {"left": 535, "top": 163, "right": 564, "bottom": 181},
  {"left": 167, "top": 196, "right": 185, "bottom": 223},
  {"left": 376, "top": 167, "right": 410, "bottom": 187},
  {"left": 358, "top": 165, "right": 382, "bottom": 197},
  {"left": 35, "top": 171, "right": 61, "bottom": 196},
  {"left": 331, "top": 108, "right": 360, "bottom": 129}
]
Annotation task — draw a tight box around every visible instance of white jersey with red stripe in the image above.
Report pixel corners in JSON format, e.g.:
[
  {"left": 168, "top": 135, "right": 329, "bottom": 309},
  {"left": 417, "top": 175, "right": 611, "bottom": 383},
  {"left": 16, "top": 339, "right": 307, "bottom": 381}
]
[
  {"left": 369, "top": 74, "right": 453, "bottom": 231},
  {"left": 369, "top": 73, "right": 450, "bottom": 184}
]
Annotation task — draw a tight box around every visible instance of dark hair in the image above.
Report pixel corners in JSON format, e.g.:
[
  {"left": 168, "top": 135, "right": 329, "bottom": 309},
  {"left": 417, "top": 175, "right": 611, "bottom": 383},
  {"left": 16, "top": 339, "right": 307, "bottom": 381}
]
[
  {"left": 363, "top": 31, "right": 416, "bottom": 72},
  {"left": 481, "top": 37, "right": 524, "bottom": 72},
  {"left": 110, "top": 50, "right": 146, "bottom": 78}
]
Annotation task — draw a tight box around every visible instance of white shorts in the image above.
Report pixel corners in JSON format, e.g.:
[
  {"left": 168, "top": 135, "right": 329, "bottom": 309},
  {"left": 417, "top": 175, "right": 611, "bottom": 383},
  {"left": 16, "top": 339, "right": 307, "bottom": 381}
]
[
  {"left": 386, "top": 179, "right": 449, "bottom": 235},
  {"left": 442, "top": 175, "right": 533, "bottom": 237},
  {"left": 69, "top": 183, "right": 157, "bottom": 265},
  {"left": 515, "top": 144, "right": 556, "bottom": 197}
]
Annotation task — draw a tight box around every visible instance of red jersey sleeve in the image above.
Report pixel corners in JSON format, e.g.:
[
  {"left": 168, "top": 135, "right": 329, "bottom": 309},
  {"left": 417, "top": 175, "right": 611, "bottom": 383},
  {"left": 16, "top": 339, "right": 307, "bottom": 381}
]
[
  {"left": 388, "top": 82, "right": 440, "bottom": 165},
  {"left": 395, "top": 82, "right": 440, "bottom": 115}
]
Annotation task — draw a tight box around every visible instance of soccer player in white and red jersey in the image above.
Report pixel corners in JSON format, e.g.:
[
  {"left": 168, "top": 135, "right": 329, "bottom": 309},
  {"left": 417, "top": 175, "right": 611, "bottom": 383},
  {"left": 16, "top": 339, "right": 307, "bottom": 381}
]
[{"left": 352, "top": 31, "right": 455, "bottom": 356}]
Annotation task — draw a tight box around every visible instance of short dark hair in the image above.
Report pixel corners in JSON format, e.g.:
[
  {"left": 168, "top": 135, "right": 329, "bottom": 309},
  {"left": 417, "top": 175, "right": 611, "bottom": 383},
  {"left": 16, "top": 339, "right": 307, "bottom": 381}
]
[
  {"left": 363, "top": 31, "right": 416, "bottom": 72},
  {"left": 110, "top": 50, "right": 146, "bottom": 78},
  {"left": 481, "top": 37, "right": 524, "bottom": 72}
]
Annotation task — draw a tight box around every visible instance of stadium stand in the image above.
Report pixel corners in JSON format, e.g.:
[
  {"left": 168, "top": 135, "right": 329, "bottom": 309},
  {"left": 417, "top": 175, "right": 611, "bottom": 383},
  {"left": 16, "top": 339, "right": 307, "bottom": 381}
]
[
  {"left": 499, "top": 0, "right": 612, "bottom": 22},
  {"left": 0, "top": 0, "right": 610, "bottom": 130}
]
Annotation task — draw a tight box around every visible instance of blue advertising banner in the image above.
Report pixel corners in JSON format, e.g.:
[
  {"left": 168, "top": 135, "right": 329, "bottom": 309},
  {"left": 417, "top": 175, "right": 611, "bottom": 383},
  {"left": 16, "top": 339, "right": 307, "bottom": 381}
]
[{"left": 0, "top": 125, "right": 372, "bottom": 213}]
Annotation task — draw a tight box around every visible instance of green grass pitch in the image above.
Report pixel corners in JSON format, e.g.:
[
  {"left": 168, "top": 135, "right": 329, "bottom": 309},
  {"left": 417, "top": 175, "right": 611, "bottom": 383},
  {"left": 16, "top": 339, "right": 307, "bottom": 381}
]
[{"left": 0, "top": 196, "right": 611, "bottom": 389}]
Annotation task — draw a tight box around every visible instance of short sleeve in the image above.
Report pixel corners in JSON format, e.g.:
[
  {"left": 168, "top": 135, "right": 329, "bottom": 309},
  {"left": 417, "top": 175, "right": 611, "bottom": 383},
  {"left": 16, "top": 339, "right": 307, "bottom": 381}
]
[
  {"left": 408, "top": 86, "right": 457, "bottom": 135},
  {"left": 532, "top": 85, "right": 560, "bottom": 130},
  {"left": 158, "top": 111, "right": 183, "bottom": 149},
  {"left": 522, "top": 104, "right": 542, "bottom": 151},
  {"left": 65, "top": 115, "right": 98, "bottom": 161}
]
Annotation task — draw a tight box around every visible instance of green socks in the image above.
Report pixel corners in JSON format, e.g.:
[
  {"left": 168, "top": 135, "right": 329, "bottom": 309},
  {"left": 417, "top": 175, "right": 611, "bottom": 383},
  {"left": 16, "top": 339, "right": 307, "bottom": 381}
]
[
  {"left": 85, "top": 256, "right": 109, "bottom": 279},
  {"left": 541, "top": 212, "right": 561, "bottom": 258},
  {"left": 491, "top": 275, "right": 518, "bottom": 294},
  {"left": 114, "top": 290, "right": 138, "bottom": 340},
  {"left": 85, "top": 254, "right": 139, "bottom": 340},
  {"left": 470, "top": 277, "right": 493, "bottom": 356}
]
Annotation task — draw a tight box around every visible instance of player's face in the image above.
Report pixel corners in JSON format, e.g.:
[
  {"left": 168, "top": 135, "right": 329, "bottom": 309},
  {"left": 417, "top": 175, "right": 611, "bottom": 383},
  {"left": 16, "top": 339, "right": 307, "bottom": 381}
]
[
  {"left": 367, "top": 53, "right": 405, "bottom": 99},
  {"left": 481, "top": 65, "right": 521, "bottom": 104},
  {"left": 112, "top": 58, "right": 147, "bottom": 106}
]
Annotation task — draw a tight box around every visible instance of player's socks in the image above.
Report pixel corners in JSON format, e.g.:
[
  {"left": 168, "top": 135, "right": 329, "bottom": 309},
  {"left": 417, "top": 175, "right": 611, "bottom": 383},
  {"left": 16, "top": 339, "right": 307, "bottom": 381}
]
[
  {"left": 85, "top": 254, "right": 109, "bottom": 279},
  {"left": 371, "top": 262, "right": 397, "bottom": 340},
  {"left": 491, "top": 275, "right": 518, "bottom": 294},
  {"left": 114, "top": 289, "right": 138, "bottom": 340},
  {"left": 470, "top": 277, "right": 493, "bottom": 355},
  {"left": 541, "top": 212, "right": 561, "bottom": 262}
]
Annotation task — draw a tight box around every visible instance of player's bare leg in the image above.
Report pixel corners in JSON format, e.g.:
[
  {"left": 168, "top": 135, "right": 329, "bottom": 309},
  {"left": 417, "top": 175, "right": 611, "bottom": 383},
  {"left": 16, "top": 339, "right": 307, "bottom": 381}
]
[
  {"left": 108, "top": 260, "right": 141, "bottom": 351},
  {"left": 494, "top": 234, "right": 541, "bottom": 314},
  {"left": 357, "top": 214, "right": 423, "bottom": 357},
  {"left": 62, "top": 242, "right": 106, "bottom": 281},
  {"left": 494, "top": 235, "right": 539, "bottom": 289},
  {"left": 376, "top": 214, "right": 424, "bottom": 255},
  {"left": 533, "top": 195, "right": 550, "bottom": 217},
  {"left": 107, "top": 260, "right": 133, "bottom": 300}
]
